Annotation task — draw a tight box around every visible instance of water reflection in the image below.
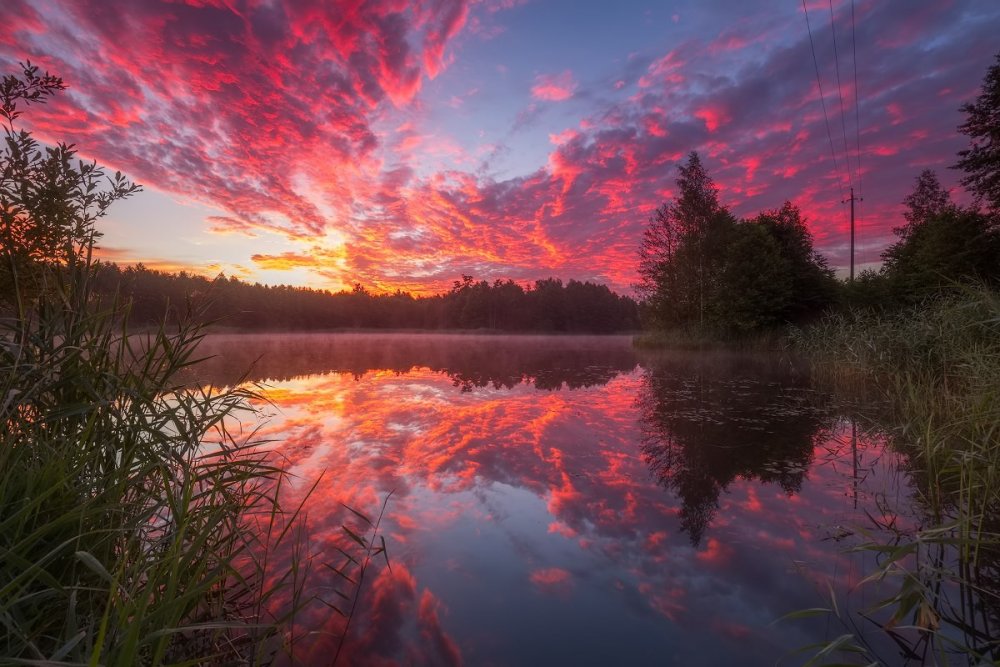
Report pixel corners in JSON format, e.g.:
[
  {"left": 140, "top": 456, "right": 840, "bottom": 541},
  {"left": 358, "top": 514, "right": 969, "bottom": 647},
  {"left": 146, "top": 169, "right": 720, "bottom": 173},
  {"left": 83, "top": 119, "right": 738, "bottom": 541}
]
[
  {"left": 192, "top": 334, "right": 916, "bottom": 665},
  {"left": 190, "top": 332, "right": 640, "bottom": 390},
  {"left": 638, "top": 352, "right": 825, "bottom": 545}
]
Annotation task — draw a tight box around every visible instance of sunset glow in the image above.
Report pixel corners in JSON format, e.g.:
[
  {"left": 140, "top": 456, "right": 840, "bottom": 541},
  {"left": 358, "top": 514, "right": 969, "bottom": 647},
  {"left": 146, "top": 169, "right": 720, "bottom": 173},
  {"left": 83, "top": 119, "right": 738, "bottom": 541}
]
[{"left": 2, "top": 0, "right": 996, "bottom": 292}]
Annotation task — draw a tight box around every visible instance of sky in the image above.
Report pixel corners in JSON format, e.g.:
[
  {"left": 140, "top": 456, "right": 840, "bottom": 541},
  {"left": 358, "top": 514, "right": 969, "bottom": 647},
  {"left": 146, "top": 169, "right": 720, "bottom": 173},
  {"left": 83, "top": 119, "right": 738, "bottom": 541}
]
[{"left": 2, "top": 0, "right": 998, "bottom": 295}]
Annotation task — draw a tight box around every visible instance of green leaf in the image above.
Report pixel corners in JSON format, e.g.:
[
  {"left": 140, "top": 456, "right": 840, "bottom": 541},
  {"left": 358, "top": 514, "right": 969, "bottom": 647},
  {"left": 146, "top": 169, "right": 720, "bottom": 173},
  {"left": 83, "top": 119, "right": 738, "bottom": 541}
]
[{"left": 74, "top": 551, "right": 114, "bottom": 586}]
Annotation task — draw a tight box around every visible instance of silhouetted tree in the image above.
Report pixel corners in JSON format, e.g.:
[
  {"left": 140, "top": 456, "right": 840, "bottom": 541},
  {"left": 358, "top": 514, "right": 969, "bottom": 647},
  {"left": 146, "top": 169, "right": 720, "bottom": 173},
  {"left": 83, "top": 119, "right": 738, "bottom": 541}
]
[
  {"left": 1, "top": 63, "right": 139, "bottom": 309},
  {"left": 638, "top": 152, "right": 733, "bottom": 330},
  {"left": 900, "top": 170, "right": 954, "bottom": 233},
  {"left": 882, "top": 171, "right": 1000, "bottom": 299},
  {"left": 954, "top": 51, "right": 1000, "bottom": 212},
  {"left": 751, "top": 202, "right": 837, "bottom": 322},
  {"left": 882, "top": 207, "right": 1000, "bottom": 299},
  {"left": 639, "top": 155, "right": 833, "bottom": 337},
  {"left": 710, "top": 222, "right": 792, "bottom": 334}
]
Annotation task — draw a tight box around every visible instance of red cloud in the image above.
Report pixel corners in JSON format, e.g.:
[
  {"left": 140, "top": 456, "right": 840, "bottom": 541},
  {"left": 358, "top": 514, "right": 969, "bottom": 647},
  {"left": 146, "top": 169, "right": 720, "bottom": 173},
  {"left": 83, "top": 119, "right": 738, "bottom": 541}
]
[
  {"left": 694, "top": 105, "right": 731, "bottom": 133},
  {"left": 530, "top": 70, "right": 576, "bottom": 101}
]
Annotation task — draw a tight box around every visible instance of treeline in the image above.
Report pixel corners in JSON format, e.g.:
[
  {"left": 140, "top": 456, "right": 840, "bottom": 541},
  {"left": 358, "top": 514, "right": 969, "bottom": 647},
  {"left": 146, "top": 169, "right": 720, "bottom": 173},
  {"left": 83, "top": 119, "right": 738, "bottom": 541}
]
[
  {"left": 638, "top": 50, "right": 1000, "bottom": 340},
  {"left": 90, "top": 266, "right": 640, "bottom": 333}
]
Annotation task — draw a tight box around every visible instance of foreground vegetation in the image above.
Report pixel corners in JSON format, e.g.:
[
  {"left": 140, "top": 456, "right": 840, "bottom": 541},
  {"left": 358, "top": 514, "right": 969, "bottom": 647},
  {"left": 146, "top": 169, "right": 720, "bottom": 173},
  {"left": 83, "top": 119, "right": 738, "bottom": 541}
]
[
  {"left": 791, "top": 287, "right": 1000, "bottom": 663},
  {"left": 0, "top": 64, "right": 314, "bottom": 665},
  {"left": 782, "top": 52, "right": 1000, "bottom": 662}
]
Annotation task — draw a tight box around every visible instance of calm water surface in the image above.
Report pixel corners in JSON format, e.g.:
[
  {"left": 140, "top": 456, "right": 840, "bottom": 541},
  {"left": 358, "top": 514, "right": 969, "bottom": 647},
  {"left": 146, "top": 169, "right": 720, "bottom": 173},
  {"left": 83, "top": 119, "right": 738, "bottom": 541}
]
[{"left": 193, "top": 333, "right": 917, "bottom": 666}]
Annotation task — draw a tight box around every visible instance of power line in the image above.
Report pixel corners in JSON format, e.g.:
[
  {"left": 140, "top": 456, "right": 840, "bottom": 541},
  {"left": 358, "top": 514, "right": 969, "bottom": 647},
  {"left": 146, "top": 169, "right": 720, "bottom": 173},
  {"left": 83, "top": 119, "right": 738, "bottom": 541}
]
[
  {"left": 851, "top": 0, "right": 866, "bottom": 266},
  {"left": 829, "top": 0, "right": 854, "bottom": 190},
  {"left": 802, "top": 0, "right": 847, "bottom": 203}
]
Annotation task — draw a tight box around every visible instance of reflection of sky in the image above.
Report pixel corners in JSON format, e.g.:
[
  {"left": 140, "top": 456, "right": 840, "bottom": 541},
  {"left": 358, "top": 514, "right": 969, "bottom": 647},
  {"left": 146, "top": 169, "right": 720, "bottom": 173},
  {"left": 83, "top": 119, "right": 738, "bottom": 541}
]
[{"left": 216, "top": 334, "right": 920, "bottom": 665}]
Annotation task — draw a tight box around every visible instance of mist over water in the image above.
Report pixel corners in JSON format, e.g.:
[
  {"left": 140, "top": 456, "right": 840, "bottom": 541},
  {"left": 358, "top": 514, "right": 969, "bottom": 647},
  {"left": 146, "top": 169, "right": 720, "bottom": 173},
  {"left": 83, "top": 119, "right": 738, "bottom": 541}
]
[{"left": 192, "top": 333, "right": 917, "bottom": 666}]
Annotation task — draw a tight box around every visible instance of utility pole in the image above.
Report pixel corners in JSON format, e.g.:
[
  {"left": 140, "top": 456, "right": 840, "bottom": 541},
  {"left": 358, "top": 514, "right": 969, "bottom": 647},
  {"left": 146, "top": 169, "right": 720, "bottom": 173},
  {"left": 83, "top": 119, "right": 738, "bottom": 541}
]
[{"left": 843, "top": 187, "right": 862, "bottom": 282}]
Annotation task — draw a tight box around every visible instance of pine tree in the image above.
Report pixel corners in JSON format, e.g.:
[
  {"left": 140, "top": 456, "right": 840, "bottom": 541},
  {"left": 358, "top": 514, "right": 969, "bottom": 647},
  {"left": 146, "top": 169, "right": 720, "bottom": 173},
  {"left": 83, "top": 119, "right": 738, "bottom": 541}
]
[{"left": 954, "top": 51, "right": 1000, "bottom": 212}]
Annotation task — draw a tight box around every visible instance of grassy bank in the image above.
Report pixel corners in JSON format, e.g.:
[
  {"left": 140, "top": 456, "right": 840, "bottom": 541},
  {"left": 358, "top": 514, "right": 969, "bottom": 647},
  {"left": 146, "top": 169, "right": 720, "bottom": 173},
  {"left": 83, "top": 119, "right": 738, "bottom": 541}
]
[
  {"left": 0, "top": 285, "right": 311, "bottom": 664},
  {"left": 790, "top": 286, "right": 1000, "bottom": 663}
]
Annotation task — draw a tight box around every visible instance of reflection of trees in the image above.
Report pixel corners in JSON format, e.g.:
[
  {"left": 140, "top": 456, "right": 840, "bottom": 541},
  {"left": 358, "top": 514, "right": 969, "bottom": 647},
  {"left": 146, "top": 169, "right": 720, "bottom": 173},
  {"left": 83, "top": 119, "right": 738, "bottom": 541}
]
[
  {"left": 637, "top": 351, "right": 828, "bottom": 545},
  {"left": 185, "top": 333, "right": 639, "bottom": 390}
]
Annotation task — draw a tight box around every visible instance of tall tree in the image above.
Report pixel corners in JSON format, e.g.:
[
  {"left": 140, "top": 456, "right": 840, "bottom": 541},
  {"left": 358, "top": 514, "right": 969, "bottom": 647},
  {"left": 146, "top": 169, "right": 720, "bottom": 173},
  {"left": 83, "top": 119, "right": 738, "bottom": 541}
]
[
  {"left": 673, "top": 151, "right": 722, "bottom": 236},
  {"left": 638, "top": 151, "right": 730, "bottom": 330},
  {"left": 954, "top": 51, "right": 1000, "bottom": 212},
  {"left": 750, "top": 202, "right": 836, "bottom": 323},
  {"left": 883, "top": 172, "right": 1000, "bottom": 298},
  {"left": 899, "top": 169, "right": 954, "bottom": 233}
]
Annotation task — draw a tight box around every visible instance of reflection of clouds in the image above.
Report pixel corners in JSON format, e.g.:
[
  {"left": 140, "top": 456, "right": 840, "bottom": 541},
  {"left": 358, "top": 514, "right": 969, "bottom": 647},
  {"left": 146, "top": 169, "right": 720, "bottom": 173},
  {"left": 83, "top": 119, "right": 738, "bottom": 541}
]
[
  {"left": 289, "top": 562, "right": 464, "bottom": 667},
  {"left": 240, "top": 342, "right": 914, "bottom": 664},
  {"left": 187, "top": 332, "right": 639, "bottom": 388}
]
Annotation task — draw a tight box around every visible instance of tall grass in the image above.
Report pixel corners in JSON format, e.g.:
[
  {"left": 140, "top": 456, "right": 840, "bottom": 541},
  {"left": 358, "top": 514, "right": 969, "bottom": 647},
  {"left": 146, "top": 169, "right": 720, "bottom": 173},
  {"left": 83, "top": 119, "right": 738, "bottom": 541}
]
[
  {"left": 0, "top": 263, "right": 315, "bottom": 663},
  {"left": 0, "top": 63, "right": 385, "bottom": 664},
  {"left": 790, "top": 286, "right": 1000, "bottom": 663}
]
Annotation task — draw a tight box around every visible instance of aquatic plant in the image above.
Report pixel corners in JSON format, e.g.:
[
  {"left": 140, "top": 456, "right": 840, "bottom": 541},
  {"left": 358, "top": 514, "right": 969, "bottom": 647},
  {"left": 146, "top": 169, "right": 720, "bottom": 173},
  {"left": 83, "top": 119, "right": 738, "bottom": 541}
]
[{"left": 789, "top": 286, "right": 1000, "bottom": 663}]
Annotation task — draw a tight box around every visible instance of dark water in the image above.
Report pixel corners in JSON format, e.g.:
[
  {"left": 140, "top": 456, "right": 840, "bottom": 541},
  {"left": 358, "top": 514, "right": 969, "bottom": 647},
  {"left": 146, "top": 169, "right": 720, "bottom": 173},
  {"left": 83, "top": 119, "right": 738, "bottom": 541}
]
[{"left": 192, "top": 333, "right": 919, "bottom": 666}]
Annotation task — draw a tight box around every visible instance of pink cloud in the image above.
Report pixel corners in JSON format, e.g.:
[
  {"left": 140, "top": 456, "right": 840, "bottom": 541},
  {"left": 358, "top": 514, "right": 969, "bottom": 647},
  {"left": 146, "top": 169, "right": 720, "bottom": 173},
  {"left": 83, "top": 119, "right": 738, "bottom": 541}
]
[
  {"left": 694, "top": 105, "right": 731, "bottom": 133},
  {"left": 530, "top": 567, "right": 572, "bottom": 587},
  {"left": 531, "top": 70, "right": 576, "bottom": 101}
]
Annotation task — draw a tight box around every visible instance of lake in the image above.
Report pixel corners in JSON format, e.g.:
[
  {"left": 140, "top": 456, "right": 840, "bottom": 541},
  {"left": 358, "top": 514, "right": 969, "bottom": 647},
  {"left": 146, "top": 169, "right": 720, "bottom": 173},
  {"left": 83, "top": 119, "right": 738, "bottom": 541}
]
[{"left": 191, "top": 333, "right": 919, "bottom": 666}]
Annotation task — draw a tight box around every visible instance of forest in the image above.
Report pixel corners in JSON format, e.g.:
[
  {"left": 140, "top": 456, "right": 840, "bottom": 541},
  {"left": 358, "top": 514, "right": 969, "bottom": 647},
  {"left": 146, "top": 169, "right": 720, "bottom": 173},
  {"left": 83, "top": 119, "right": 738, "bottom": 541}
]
[{"left": 86, "top": 266, "right": 641, "bottom": 332}]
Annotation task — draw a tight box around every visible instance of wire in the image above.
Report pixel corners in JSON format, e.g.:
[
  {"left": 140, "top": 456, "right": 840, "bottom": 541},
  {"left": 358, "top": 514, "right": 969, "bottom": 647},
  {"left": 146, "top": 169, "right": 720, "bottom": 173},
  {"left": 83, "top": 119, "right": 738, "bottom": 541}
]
[
  {"left": 802, "top": 0, "right": 847, "bottom": 203},
  {"left": 829, "top": 0, "right": 854, "bottom": 191},
  {"left": 851, "top": 0, "right": 866, "bottom": 266}
]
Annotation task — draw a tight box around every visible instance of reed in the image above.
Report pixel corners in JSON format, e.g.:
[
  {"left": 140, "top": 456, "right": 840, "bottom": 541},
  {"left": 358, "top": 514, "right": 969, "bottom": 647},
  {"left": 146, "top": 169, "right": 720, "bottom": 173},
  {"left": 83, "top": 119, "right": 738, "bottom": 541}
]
[
  {"left": 789, "top": 285, "right": 1000, "bottom": 663},
  {"left": 1, "top": 63, "right": 309, "bottom": 664},
  {"left": 0, "top": 280, "right": 316, "bottom": 664}
]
